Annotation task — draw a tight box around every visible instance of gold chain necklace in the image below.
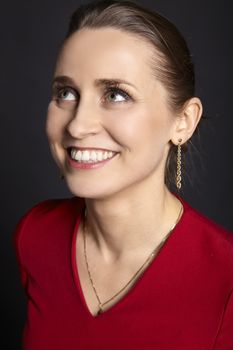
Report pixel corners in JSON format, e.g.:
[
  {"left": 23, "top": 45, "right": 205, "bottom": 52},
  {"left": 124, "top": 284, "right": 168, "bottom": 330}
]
[{"left": 83, "top": 204, "right": 183, "bottom": 316}]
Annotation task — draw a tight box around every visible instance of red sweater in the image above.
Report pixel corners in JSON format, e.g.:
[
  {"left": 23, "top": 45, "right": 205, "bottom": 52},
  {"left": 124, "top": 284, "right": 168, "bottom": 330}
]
[{"left": 13, "top": 196, "right": 233, "bottom": 350}]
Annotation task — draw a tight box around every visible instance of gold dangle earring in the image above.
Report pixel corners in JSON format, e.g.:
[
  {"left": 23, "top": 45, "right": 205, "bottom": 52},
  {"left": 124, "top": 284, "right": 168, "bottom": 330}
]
[{"left": 176, "top": 139, "right": 182, "bottom": 190}]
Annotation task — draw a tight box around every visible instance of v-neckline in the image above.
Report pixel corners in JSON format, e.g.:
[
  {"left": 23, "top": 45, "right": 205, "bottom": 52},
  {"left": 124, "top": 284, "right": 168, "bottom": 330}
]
[{"left": 71, "top": 197, "right": 187, "bottom": 319}]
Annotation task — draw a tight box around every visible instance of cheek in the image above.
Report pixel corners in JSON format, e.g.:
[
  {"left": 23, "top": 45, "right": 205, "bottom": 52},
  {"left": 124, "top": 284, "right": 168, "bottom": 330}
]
[
  {"left": 45, "top": 103, "right": 68, "bottom": 167},
  {"left": 106, "top": 106, "right": 171, "bottom": 153},
  {"left": 46, "top": 103, "right": 57, "bottom": 141},
  {"left": 46, "top": 103, "right": 67, "bottom": 142}
]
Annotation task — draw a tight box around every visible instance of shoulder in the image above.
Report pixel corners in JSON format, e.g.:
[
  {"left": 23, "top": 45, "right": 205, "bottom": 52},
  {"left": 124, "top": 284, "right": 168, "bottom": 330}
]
[
  {"left": 182, "top": 198, "right": 233, "bottom": 244},
  {"left": 14, "top": 196, "right": 84, "bottom": 233},
  {"left": 180, "top": 196, "right": 233, "bottom": 275},
  {"left": 13, "top": 197, "right": 84, "bottom": 265}
]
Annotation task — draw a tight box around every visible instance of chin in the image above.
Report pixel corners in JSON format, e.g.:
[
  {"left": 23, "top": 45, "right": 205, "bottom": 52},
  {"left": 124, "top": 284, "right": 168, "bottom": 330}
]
[{"left": 64, "top": 177, "right": 118, "bottom": 200}]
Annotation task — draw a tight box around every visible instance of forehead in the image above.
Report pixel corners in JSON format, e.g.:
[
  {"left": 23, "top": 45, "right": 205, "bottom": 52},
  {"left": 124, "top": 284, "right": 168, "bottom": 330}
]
[{"left": 55, "top": 28, "right": 155, "bottom": 85}]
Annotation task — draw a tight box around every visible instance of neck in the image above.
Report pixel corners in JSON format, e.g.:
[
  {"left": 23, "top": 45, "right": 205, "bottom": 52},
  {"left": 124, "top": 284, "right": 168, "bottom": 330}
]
[{"left": 83, "top": 184, "right": 182, "bottom": 264}]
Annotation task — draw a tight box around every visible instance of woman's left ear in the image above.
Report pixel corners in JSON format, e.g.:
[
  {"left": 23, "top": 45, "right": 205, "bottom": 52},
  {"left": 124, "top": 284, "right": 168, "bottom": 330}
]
[{"left": 171, "top": 97, "right": 203, "bottom": 144}]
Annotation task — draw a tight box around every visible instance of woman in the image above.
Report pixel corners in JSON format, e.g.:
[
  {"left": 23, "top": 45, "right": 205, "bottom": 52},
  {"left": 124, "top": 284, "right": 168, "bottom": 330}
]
[{"left": 13, "top": 0, "right": 233, "bottom": 349}]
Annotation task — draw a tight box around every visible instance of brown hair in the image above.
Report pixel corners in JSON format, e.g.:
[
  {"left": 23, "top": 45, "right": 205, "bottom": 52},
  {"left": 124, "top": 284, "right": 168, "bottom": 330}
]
[{"left": 64, "top": 0, "right": 198, "bottom": 189}]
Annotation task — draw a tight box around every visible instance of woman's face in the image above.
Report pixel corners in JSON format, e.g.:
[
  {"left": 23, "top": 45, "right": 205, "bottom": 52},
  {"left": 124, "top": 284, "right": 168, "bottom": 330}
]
[{"left": 46, "top": 28, "right": 177, "bottom": 199}]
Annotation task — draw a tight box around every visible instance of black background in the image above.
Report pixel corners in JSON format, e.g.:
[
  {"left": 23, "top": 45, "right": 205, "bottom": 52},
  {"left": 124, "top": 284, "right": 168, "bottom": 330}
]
[{"left": 1, "top": 0, "right": 233, "bottom": 348}]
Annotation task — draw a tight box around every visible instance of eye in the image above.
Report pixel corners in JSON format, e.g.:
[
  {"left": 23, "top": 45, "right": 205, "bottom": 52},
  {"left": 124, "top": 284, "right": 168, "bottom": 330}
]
[
  {"left": 104, "top": 87, "right": 131, "bottom": 103},
  {"left": 52, "top": 85, "right": 78, "bottom": 104},
  {"left": 57, "top": 87, "right": 77, "bottom": 101}
]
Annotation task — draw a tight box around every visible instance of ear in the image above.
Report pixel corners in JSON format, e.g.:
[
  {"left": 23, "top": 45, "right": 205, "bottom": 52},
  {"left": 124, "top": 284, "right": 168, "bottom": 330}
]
[{"left": 171, "top": 97, "right": 203, "bottom": 145}]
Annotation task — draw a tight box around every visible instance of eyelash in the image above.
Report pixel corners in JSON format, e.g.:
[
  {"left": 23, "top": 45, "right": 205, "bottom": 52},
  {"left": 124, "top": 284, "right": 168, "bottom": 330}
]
[
  {"left": 52, "top": 85, "right": 132, "bottom": 104},
  {"left": 103, "top": 86, "right": 132, "bottom": 103},
  {"left": 53, "top": 85, "right": 77, "bottom": 101}
]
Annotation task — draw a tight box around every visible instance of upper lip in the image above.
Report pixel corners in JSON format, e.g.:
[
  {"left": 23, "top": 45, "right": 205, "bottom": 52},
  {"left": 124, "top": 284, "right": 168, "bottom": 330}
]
[{"left": 66, "top": 146, "right": 119, "bottom": 153}]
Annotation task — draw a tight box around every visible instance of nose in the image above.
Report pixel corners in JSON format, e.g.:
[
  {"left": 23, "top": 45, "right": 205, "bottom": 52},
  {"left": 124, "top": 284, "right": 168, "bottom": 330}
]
[{"left": 66, "top": 99, "right": 101, "bottom": 139}]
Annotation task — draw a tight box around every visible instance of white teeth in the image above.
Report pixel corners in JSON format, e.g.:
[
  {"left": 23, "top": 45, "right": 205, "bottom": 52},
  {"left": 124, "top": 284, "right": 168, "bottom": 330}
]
[
  {"left": 103, "top": 151, "right": 108, "bottom": 160},
  {"left": 70, "top": 149, "right": 116, "bottom": 163},
  {"left": 82, "top": 150, "right": 90, "bottom": 161},
  {"left": 90, "top": 151, "right": 97, "bottom": 162},
  {"left": 74, "top": 150, "right": 82, "bottom": 161},
  {"left": 71, "top": 149, "right": 76, "bottom": 159},
  {"left": 97, "top": 152, "right": 103, "bottom": 161}
]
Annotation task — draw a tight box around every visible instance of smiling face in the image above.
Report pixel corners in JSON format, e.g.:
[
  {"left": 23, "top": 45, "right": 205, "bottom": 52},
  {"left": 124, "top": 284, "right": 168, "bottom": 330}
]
[{"left": 46, "top": 27, "right": 178, "bottom": 199}]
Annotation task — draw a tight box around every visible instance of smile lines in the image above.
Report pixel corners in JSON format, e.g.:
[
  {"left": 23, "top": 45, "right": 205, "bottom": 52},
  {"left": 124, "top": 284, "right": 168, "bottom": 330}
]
[{"left": 69, "top": 148, "right": 118, "bottom": 163}]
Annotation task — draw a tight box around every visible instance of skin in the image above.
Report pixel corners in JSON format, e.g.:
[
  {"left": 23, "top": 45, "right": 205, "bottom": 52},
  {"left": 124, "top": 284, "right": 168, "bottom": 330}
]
[{"left": 46, "top": 28, "right": 202, "bottom": 268}]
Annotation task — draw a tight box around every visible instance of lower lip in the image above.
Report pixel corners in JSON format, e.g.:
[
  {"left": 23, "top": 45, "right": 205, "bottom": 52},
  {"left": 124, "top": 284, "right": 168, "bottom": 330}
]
[{"left": 67, "top": 152, "right": 118, "bottom": 169}]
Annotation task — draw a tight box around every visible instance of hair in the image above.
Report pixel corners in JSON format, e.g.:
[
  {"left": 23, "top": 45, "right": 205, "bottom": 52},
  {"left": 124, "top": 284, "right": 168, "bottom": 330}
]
[{"left": 64, "top": 0, "right": 199, "bottom": 189}]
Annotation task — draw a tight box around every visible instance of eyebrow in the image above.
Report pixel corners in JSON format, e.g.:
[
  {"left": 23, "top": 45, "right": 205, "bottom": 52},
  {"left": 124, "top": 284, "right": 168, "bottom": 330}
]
[{"left": 52, "top": 75, "right": 138, "bottom": 91}]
